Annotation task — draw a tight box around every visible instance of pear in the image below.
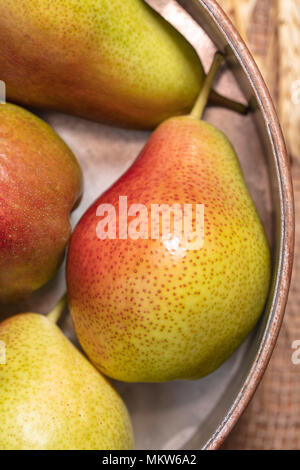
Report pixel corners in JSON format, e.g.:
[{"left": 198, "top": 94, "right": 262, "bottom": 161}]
[
  {"left": 0, "top": 298, "right": 133, "bottom": 450},
  {"left": 66, "top": 53, "right": 271, "bottom": 382},
  {"left": 0, "top": 103, "right": 82, "bottom": 303},
  {"left": 0, "top": 0, "right": 246, "bottom": 129}
]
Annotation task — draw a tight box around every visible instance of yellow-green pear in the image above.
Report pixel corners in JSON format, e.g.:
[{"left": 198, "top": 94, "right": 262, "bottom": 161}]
[
  {"left": 0, "top": 0, "right": 245, "bottom": 129},
  {"left": 0, "top": 299, "right": 133, "bottom": 450}
]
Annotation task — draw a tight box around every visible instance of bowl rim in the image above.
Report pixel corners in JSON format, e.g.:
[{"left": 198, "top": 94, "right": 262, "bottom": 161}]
[{"left": 189, "top": 0, "right": 295, "bottom": 449}]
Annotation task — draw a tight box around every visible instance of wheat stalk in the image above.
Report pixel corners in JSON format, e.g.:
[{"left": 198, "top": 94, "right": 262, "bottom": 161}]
[
  {"left": 220, "top": 0, "right": 278, "bottom": 94},
  {"left": 219, "top": 0, "right": 257, "bottom": 39},
  {"left": 278, "top": 0, "right": 300, "bottom": 163},
  {"left": 219, "top": 1, "right": 300, "bottom": 161}
]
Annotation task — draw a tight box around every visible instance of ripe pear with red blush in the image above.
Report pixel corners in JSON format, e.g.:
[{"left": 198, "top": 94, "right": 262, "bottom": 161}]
[
  {"left": 0, "top": 103, "right": 82, "bottom": 303},
  {"left": 0, "top": 0, "right": 247, "bottom": 129},
  {"left": 67, "top": 54, "right": 271, "bottom": 382}
]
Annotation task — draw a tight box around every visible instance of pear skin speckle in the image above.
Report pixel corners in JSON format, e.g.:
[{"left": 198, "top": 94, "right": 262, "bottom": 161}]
[
  {"left": 0, "top": 313, "right": 133, "bottom": 450},
  {"left": 0, "top": 103, "right": 82, "bottom": 302},
  {"left": 67, "top": 117, "right": 271, "bottom": 382},
  {"left": 0, "top": 0, "right": 203, "bottom": 129}
]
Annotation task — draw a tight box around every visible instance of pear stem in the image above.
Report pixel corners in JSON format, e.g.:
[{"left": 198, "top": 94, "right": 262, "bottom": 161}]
[
  {"left": 47, "top": 294, "right": 67, "bottom": 324},
  {"left": 210, "top": 90, "right": 249, "bottom": 115},
  {"left": 190, "top": 52, "right": 225, "bottom": 120}
]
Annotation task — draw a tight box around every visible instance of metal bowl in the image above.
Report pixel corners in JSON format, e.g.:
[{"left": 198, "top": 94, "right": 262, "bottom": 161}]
[{"left": 1, "top": 0, "right": 294, "bottom": 450}]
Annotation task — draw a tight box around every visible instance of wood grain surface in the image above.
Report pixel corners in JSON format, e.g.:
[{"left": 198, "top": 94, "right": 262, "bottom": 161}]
[{"left": 219, "top": 0, "right": 299, "bottom": 450}]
